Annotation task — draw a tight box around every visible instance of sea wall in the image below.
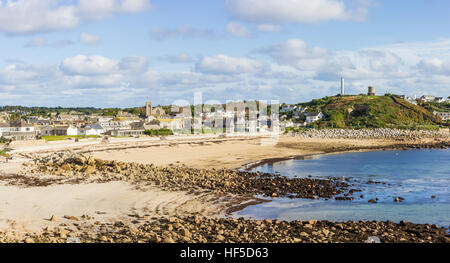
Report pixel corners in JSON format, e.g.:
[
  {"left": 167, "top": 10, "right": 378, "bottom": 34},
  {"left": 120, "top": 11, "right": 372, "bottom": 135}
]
[{"left": 288, "top": 128, "right": 449, "bottom": 139}]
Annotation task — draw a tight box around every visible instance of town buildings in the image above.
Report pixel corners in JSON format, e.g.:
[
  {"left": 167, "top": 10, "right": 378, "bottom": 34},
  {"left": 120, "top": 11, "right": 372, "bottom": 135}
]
[
  {"left": 420, "top": 95, "right": 436, "bottom": 102},
  {"left": 305, "top": 112, "right": 324, "bottom": 123},
  {"left": 1, "top": 93, "right": 447, "bottom": 142},
  {"left": 434, "top": 111, "right": 450, "bottom": 121},
  {"left": 0, "top": 120, "right": 36, "bottom": 141},
  {"left": 400, "top": 95, "right": 418, "bottom": 105}
]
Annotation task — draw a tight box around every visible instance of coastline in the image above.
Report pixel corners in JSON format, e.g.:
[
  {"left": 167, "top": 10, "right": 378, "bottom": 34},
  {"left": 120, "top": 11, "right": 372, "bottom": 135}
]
[
  {"left": 241, "top": 139, "right": 450, "bottom": 171},
  {"left": 1, "top": 134, "right": 449, "bottom": 243}
]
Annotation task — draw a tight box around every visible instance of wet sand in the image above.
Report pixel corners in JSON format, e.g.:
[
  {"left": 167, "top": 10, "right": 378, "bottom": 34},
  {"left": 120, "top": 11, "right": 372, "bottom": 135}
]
[{"left": 90, "top": 136, "right": 447, "bottom": 169}]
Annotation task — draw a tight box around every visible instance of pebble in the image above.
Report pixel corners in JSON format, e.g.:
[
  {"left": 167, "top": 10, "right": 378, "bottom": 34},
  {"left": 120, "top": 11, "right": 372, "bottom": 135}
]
[
  {"left": 288, "top": 128, "right": 448, "bottom": 140},
  {"left": 0, "top": 215, "right": 448, "bottom": 243},
  {"left": 49, "top": 215, "right": 58, "bottom": 222},
  {"left": 24, "top": 238, "right": 34, "bottom": 243}
]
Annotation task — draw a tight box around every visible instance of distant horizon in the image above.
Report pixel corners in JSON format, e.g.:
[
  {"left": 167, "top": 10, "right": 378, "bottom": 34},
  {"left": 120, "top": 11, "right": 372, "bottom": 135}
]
[{"left": 0, "top": 92, "right": 448, "bottom": 110}]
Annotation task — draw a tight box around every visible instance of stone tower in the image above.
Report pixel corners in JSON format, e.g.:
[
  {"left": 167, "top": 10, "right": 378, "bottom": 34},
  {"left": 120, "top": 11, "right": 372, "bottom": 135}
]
[
  {"left": 368, "top": 86, "right": 375, "bottom": 96},
  {"left": 145, "top": 102, "right": 152, "bottom": 117}
]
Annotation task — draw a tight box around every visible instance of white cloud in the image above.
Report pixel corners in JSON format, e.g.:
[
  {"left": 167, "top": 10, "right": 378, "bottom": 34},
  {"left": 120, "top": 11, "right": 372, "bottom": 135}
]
[
  {"left": 80, "top": 33, "right": 101, "bottom": 45},
  {"left": 417, "top": 58, "right": 450, "bottom": 75},
  {"left": 315, "top": 49, "right": 408, "bottom": 81},
  {"left": 78, "top": 0, "right": 152, "bottom": 20},
  {"left": 0, "top": 0, "right": 153, "bottom": 35},
  {"left": 260, "top": 38, "right": 328, "bottom": 70},
  {"left": 0, "top": 63, "right": 58, "bottom": 84},
  {"left": 226, "top": 0, "right": 371, "bottom": 24},
  {"left": 226, "top": 22, "right": 252, "bottom": 38},
  {"left": 2, "top": 39, "right": 450, "bottom": 107},
  {"left": 310, "top": 39, "right": 450, "bottom": 96},
  {"left": 60, "top": 55, "right": 120, "bottom": 76},
  {"left": 60, "top": 55, "right": 148, "bottom": 76},
  {"left": 195, "top": 55, "right": 266, "bottom": 75}
]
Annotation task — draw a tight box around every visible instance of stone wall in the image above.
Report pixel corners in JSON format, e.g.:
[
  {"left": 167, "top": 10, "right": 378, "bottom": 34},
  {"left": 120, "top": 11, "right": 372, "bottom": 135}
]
[{"left": 288, "top": 128, "right": 449, "bottom": 139}]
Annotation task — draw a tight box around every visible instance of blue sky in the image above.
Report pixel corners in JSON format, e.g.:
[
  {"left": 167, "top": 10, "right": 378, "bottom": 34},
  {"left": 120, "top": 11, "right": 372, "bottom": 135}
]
[{"left": 0, "top": 0, "right": 449, "bottom": 107}]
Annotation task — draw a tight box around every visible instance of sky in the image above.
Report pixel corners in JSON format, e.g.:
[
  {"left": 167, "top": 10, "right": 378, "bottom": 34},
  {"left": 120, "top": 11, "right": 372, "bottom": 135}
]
[{"left": 0, "top": 0, "right": 449, "bottom": 108}]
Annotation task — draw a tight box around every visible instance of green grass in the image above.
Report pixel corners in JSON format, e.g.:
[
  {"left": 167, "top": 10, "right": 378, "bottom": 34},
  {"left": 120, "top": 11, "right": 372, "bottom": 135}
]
[
  {"left": 299, "top": 95, "right": 444, "bottom": 129},
  {"left": 0, "top": 149, "right": 8, "bottom": 157},
  {"left": 420, "top": 101, "right": 450, "bottom": 113},
  {"left": 144, "top": 129, "right": 174, "bottom": 136},
  {"left": 41, "top": 135, "right": 100, "bottom": 142}
]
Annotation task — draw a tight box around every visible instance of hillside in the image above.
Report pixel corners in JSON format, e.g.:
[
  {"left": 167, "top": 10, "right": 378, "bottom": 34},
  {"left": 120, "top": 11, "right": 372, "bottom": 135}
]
[
  {"left": 299, "top": 95, "right": 443, "bottom": 129},
  {"left": 419, "top": 101, "right": 450, "bottom": 113}
]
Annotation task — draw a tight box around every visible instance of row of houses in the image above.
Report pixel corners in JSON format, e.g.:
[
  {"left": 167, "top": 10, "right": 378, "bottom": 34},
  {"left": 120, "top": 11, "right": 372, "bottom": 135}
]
[
  {"left": 401, "top": 95, "right": 449, "bottom": 105},
  {"left": 419, "top": 95, "right": 448, "bottom": 103},
  {"left": 279, "top": 104, "right": 324, "bottom": 125},
  {"left": 402, "top": 96, "right": 449, "bottom": 122},
  {"left": 0, "top": 101, "right": 302, "bottom": 141},
  {"left": 0, "top": 120, "right": 36, "bottom": 141},
  {"left": 433, "top": 111, "right": 450, "bottom": 121},
  {"left": 40, "top": 124, "right": 105, "bottom": 136}
]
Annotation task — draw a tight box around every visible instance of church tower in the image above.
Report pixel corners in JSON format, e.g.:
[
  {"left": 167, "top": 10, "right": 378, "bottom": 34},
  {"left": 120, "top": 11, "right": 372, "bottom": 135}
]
[{"left": 145, "top": 101, "right": 152, "bottom": 117}]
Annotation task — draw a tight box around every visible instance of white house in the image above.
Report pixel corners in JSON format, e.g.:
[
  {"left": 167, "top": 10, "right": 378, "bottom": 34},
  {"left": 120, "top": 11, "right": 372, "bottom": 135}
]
[
  {"left": 281, "top": 120, "right": 294, "bottom": 129},
  {"left": 433, "top": 111, "right": 450, "bottom": 121},
  {"left": 79, "top": 124, "right": 104, "bottom": 136},
  {"left": 420, "top": 95, "right": 435, "bottom": 102},
  {"left": 280, "top": 105, "right": 296, "bottom": 113},
  {"left": 305, "top": 112, "right": 324, "bottom": 123},
  {"left": 400, "top": 95, "right": 418, "bottom": 105},
  {"left": 0, "top": 122, "right": 8, "bottom": 137},
  {"left": 67, "top": 126, "right": 78, "bottom": 135},
  {"left": 104, "top": 129, "right": 144, "bottom": 137},
  {"left": 40, "top": 125, "right": 78, "bottom": 136},
  {"left": 100, "top": 119, "right": 142, "bottom": 132},
  {"left": 435, "top": 97, "right": 445, "bottom": 103},
  {"left": 0, "top": 121, "right": 36, "bottom": 140},
  {"left": 146, "top": 118, "right": 184, "bottom": 131}
]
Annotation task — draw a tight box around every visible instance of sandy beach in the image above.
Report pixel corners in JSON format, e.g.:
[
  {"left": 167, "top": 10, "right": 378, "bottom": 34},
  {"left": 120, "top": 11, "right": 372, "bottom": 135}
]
[
  {"left": 90, "top": 136, "right": 446, "bottom": 169},
  {"left": 1, "top": 133, "right": 449, "bottom": 242}
]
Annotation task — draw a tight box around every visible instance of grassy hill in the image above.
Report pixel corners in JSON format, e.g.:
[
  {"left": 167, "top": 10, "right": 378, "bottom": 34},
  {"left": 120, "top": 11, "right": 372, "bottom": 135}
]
[
  {"left": 419, "top": 101, "right": 450, "bottom": 113},
  {"left": 298, "top": 95, "right": 444, "bottom": 129}
]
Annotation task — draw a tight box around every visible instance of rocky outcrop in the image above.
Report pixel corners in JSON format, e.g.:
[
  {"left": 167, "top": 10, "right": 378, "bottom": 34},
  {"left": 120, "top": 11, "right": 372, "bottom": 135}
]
[
  {"left": 2, "top": 216, "right": 448, "bottom": 243},
  {"left": 288, "top": 128, "right": 449, "bottom": 140},
  {"left": 25, "top": 152, "right": 355, "bottom": 200}
]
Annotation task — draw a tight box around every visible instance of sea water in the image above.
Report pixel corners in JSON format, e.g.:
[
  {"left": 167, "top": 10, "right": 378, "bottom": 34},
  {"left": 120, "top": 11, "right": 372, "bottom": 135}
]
[{"left": 235, "top": 149, "right": 450, "bottom": 227}]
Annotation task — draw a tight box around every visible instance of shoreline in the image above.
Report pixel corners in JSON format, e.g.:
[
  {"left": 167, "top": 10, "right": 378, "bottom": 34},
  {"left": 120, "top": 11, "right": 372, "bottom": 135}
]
[
  {"left": 2, "top": 216, "right": 449, "bottom": 243},
  {"left": 241, "top": 139, "right": 449, "bottom": 171},
  {"left": 1, "top": 135, "right": 449, "bottom": 243}
]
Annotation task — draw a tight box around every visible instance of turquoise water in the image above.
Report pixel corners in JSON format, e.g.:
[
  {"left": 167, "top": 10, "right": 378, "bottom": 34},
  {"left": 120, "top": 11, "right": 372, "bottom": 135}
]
[{"left": 235, "top": 149, "right": 450, "bottom": 227}]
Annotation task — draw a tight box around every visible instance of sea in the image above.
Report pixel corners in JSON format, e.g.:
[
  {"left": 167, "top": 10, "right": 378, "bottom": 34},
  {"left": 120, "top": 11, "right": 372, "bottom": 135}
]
[{"left": 235, "top": 149, "right": 450, "bottom": 227}]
